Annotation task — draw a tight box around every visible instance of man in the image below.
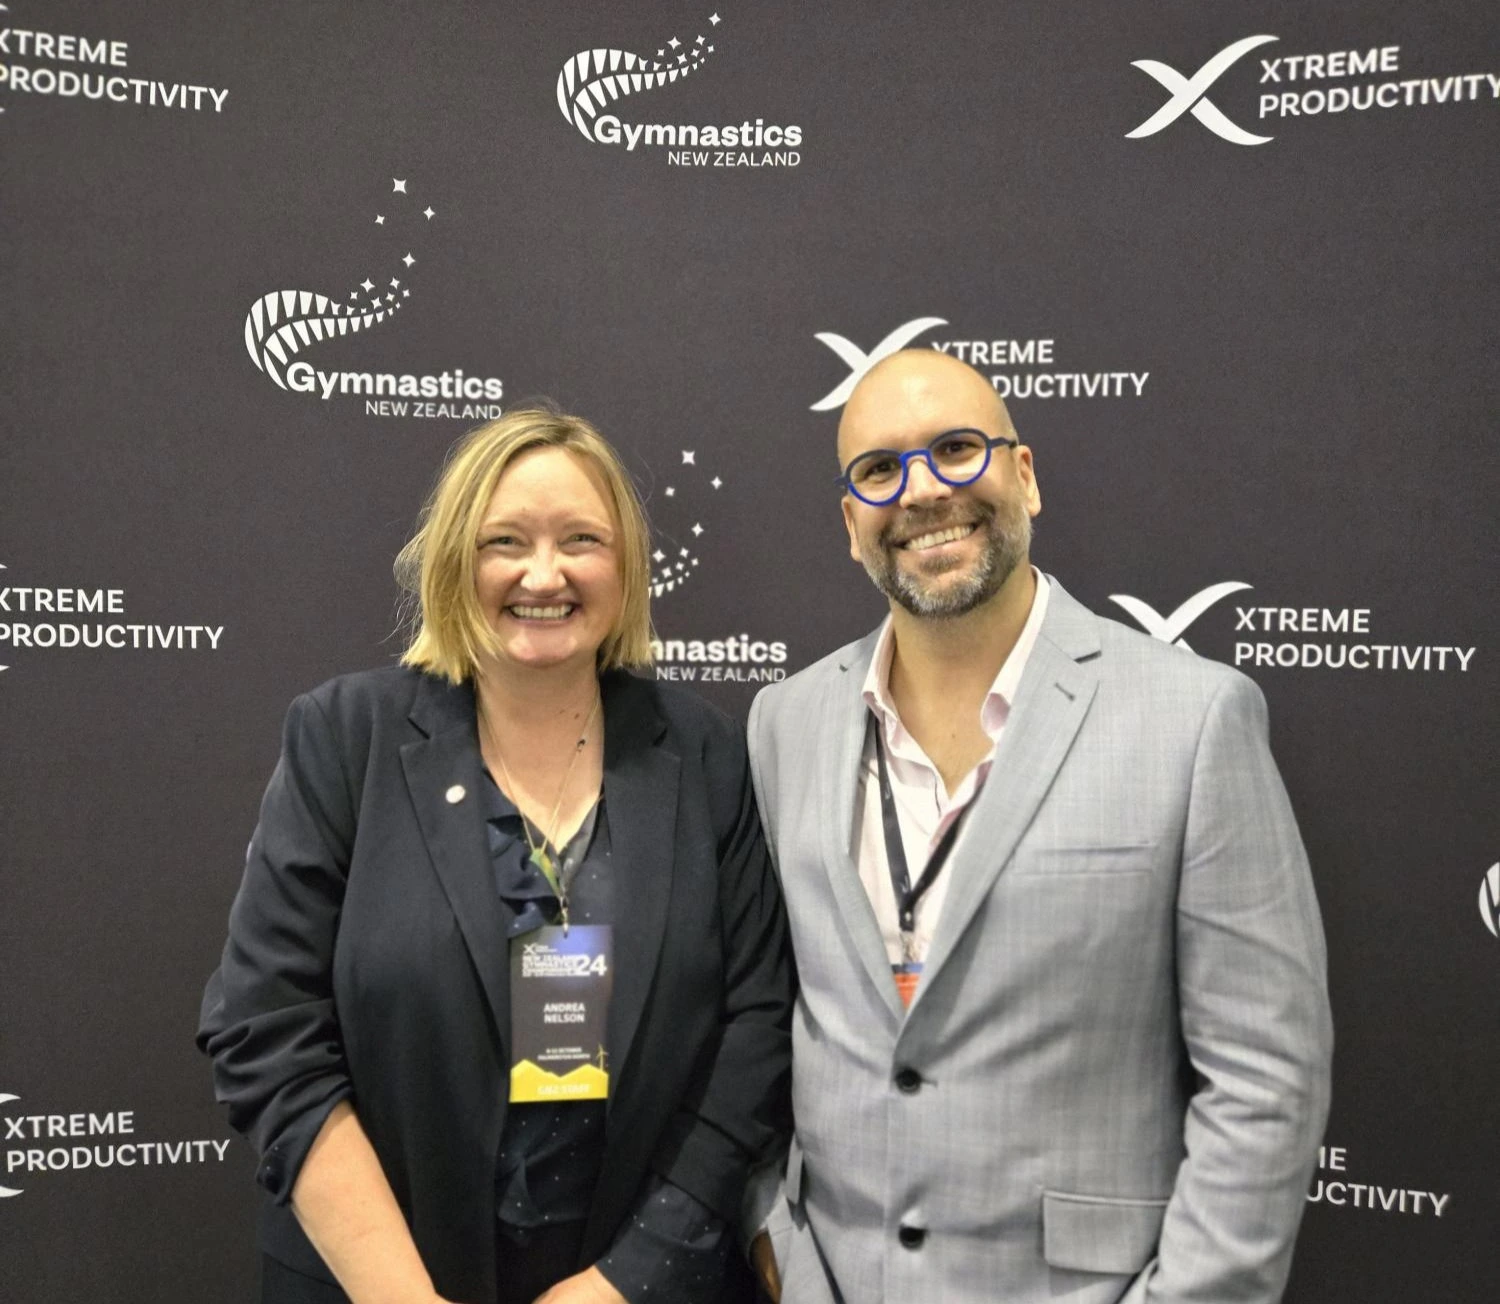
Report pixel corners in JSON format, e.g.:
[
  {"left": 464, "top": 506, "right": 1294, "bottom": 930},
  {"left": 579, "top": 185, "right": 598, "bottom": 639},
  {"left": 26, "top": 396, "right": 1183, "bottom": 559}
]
[{"left": 744, "top": 350, "right": 1332, "bottom": 1303}]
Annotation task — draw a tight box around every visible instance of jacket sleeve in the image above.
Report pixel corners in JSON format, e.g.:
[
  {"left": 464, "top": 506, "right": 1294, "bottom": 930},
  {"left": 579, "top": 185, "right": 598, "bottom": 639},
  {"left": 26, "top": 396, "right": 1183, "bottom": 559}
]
[
  {"left": 1143, "top": 672, "right": 1334, "bottom": 1302},
  {"left": 197, "top": 690, "right": 358, "bottom": 1204},
  {"left": 648, "top": 713, "right": 796, "bottom": 1224}
]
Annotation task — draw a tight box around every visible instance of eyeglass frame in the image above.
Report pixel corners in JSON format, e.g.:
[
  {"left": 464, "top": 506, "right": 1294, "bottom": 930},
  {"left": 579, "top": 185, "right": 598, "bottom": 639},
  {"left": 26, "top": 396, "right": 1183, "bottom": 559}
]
[{"left": 836, "top": 427, "right": 1020, "bottom": 506}]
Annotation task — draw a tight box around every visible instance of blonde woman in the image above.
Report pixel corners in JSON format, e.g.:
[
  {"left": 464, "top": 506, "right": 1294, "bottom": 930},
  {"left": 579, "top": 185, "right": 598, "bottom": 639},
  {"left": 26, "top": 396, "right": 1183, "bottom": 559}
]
[{"left": 201, "top": 406, "right": 792, "bottom": 1304}]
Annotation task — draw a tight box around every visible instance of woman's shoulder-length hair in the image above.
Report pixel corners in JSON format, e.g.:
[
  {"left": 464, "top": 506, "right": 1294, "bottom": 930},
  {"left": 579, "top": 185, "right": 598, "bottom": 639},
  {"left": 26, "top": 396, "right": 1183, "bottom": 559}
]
[{"left": 395, "top": 404, "right": 654, "bottom": 684}]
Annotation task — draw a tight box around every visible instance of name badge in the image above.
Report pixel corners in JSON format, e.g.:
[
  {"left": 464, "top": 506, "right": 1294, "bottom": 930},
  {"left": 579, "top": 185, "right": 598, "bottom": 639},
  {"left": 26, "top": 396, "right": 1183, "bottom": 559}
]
[{"left": 509, "top": 925, "right": 614, "bottom": 1103}]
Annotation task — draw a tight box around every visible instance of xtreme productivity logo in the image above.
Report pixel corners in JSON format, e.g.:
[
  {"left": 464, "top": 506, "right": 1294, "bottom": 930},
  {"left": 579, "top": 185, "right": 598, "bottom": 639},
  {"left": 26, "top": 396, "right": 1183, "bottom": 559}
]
[
  {"left": 1109, "top": 582, "right": 1477, "bottom": 675},
  {"left": 556, "top": 11, "right": 802, "bottom": 168},
  {"left": 242, "top": 176, "right": 503, "bottom": 420},
  {"left": 0, "top": 2, "right": 229, "bottom": 119},
  {"left": 1, "top": 1090, "right": 230, "bottom": 1197},
  {"left": 1126, "top": 33, "right": 1500, "bottom": 145},
  {"left": 0, "top": 560, "right": 224, "bottom": 677},
  {"left": 810, "top": 316, "right": 1150, "bottom": 411}
]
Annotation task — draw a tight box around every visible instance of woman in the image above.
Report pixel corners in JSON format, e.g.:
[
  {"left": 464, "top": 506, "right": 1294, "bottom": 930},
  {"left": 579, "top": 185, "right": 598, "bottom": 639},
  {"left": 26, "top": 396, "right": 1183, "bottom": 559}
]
[{"left": 199, "top": 406, "right": 793, "bottom": 1304}]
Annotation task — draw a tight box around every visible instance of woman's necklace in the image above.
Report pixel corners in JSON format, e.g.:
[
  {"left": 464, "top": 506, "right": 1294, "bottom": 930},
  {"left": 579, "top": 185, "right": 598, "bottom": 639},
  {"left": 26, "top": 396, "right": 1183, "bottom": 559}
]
[{"left": 480, "top": 691, "right": 601, "bottom": 928}]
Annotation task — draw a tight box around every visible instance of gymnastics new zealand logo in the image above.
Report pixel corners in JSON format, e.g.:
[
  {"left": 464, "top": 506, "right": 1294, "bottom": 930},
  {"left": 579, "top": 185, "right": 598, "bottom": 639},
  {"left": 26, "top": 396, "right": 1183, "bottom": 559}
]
[
  {"left": 647, "top": 450, "right": 723, "bottom": 599},
  {"left": 557, "top": 12, "right": 722, "bottom": 141},
  {"left": 1481, "top": 864, "right": 1500, "bottom": 939},
  {"left": 1126, "top": 35, "right": 1279, "bottom": 146},
  {"left": 242, "top": 177, "right": 436, "bottom": 389},
  {"left": 1109, "top": 582, "right": 1253, "bottom": 651}
]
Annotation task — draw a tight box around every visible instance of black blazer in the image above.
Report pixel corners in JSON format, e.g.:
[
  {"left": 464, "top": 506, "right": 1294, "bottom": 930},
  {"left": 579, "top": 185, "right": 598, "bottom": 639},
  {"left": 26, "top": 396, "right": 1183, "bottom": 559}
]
[{"left": 199, "top": 666, "right": 793, "bottom": 1303}]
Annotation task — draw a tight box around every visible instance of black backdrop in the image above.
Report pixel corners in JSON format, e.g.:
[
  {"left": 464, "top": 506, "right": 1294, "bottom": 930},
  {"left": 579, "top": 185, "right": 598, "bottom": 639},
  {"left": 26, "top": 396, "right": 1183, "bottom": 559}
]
[{"left": 3, "top": 2, "right": 1497, "bottom": 1299}]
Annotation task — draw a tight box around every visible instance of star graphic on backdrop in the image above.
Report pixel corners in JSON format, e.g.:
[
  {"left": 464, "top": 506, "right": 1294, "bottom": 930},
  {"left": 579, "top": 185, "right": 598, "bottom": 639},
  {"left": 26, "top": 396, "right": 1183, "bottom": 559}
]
[
  {"left": 679, "top": 547, "right": 690, "bottom": 558},
  {"left": 390, "top": 278, "right": 400, "bottom": 288},
  {"left": 677, "top": 52, "right": 687, "bottom": 63},
  {"left": 371, "top": 298, "right": 383, "bottom": 309},
  {"left": 375, "top": 215, "right": 385, "bottom": 225},
  {"left": 402, "top": 288, "right": 410, "bottom": 298},
  {"left": 707, "top": 44, "right": 715, "bottom": 53},
  {"left": 711, "top": 476, "right": 723, "bottom": 489},
  {"left": 385, "top": 293, "right": 395, "bottom": 303},
  {"left": 349, "top": 290, "right": 359, "bottom": 301},
  {"left": 665, "top": 487, "right": 676, "bottom": 497},
  {"left": 682, "top": 451, "right": 696, "bottom": 464},
  {"left": 656, "top": 48, "right": 664, "bottom": 57},
  {"left": 423, "top": 206, "right": 435, "bottom": 219},
  {"left": 669, "top": 36, "right": 681, "bottom": 49},
  {"left": 696, "top": 34, "right": 706, "bottom": 45},
  {"left": 393, "top": 178, "right": 407, "bottom": 193},
  {"left": 691, "top": 523, "right": 704, "bottom": 537},
  {"left": 691, "top": 557, "right": 700, "bottom": 566},
  {"left": 710, "top": 13, "right": 721, "bottom": 24},
  {"left": 652, "top": 550, "right": 665, "bottom": 563},
  {"left": 403, "top": 253, "right": 415, "bottom": 267},
  {"left": 360, "top": 278, "right": 374, "bottom": 292}
]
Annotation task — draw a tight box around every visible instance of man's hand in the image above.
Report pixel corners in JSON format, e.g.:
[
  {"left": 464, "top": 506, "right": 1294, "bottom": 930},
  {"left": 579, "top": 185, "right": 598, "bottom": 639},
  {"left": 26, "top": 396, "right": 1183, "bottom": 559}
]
[
  {"left": 531, "top": 1266, "right": 627, "bottom": 1304},
  {"left": 750, "top": 1231, "right": 781, "bottom": 1303}
]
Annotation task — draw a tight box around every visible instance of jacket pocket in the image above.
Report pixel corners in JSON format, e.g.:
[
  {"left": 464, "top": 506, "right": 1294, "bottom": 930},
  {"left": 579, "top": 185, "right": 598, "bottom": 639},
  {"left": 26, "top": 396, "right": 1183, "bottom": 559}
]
[
  {"left": 1041, "top": 1189, "right": 1168, "bottom": 1274},
  {"left": 1011, "top": 843, "right": 1156, "bottom": 877}
]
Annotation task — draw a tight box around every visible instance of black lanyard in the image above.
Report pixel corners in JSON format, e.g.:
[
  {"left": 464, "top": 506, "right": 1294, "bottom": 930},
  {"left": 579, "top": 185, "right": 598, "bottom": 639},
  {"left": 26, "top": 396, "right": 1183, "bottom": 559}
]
[{"left": 869, "top": 713, "right": 967, "bottom": 939}]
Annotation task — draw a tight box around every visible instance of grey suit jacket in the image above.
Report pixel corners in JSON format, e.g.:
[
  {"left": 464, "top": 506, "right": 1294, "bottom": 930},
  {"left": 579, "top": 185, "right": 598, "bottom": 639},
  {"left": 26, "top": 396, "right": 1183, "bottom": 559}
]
[{"left": 745, "top": 579, "right": 1332, "bottom": 1304}]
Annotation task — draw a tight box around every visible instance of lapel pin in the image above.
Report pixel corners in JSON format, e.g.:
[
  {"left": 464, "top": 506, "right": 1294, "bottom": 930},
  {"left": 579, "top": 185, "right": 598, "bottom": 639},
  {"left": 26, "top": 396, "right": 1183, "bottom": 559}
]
[{"left": 445, "top": 784, "right": 466, "bottom": 804}]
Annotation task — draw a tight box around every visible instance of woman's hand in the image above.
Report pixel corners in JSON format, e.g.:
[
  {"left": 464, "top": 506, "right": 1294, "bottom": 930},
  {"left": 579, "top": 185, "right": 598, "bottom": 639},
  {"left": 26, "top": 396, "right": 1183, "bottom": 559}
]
[{"left": 530, "top": 1265, "right": 627, "bottom": 1304}]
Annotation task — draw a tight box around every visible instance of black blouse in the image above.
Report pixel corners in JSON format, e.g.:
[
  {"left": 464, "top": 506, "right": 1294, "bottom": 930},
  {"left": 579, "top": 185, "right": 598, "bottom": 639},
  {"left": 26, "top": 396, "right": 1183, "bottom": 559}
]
[{"left": 483, "top": 775, "right": 731, "bottom": 1301}]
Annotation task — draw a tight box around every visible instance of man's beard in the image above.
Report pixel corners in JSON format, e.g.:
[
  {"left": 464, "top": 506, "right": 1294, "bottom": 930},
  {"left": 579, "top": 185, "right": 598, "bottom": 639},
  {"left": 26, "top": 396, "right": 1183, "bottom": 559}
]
[{"left": 859, "top": 493, "right": 1032, "bottom": 619}]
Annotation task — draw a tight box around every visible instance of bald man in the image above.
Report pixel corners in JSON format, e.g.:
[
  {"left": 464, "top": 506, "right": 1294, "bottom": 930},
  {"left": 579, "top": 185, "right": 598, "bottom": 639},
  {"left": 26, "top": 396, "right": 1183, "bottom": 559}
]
[{"left": 743, "top": 352, "right": 1331, "bottom": 1303}]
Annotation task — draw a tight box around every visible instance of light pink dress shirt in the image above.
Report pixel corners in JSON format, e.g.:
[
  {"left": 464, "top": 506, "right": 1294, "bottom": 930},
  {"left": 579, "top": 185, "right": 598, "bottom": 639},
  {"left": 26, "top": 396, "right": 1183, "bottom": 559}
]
[{"left": 855, "top": 570, "right": 1051, "bottom": 965}]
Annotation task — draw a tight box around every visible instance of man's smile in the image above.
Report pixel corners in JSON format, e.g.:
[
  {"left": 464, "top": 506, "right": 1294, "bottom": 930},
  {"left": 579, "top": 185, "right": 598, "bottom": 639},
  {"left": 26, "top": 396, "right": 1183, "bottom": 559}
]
[{"left": 897, "top": 523, "right": 979, "bottom": 552}]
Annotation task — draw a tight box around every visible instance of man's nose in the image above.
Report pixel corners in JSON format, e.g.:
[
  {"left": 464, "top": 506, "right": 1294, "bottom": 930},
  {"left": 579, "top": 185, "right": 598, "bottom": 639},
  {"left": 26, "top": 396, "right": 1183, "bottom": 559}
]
[{"left": 899, "top": 454, "right": 952, "bottom": 508}]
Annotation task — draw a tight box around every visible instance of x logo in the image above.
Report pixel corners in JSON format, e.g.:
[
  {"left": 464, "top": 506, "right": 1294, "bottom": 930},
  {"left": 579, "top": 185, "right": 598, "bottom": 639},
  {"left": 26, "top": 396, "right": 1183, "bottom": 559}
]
[
  {"left": 1109, "top": 582, "right": 1253, "bottom": 652},
  {"left": 1126, "top": 35, "right": 1278, "bottom": 146},
  {"left": 0, "top": 1093, "right": 22, "bottom": 1198},
  {"left": 1482, "top": 865, "right": 1500, "bottom": 939},
  {"left": 810, "top": 317, "right": 948, "bottom": 411}
]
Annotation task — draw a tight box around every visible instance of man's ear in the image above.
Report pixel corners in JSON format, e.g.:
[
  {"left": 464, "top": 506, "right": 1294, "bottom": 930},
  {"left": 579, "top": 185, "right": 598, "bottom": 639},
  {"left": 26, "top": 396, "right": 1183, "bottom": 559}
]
[
  {"left": 841, "top": 495, "right": 863, "bottom": 562},
  {"left": 1016, "top": 445, "right": 1041, "bottom": 518}
]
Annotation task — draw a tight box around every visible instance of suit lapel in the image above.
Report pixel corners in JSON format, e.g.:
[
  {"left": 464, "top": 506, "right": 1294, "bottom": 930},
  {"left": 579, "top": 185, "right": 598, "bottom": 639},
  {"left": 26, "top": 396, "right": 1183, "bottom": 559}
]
[
  {"left": 914, "top": 582, "right": 1102, "bottom": 1003},
  {"left": 598, "top": 672, "right": 679, "bottom": 1107},
  {"left": 817, "top": 631, "right": 904, "bottom": 1020},
  {"left": 400, "top": 674, "right": 515, "bottom": 1054}
]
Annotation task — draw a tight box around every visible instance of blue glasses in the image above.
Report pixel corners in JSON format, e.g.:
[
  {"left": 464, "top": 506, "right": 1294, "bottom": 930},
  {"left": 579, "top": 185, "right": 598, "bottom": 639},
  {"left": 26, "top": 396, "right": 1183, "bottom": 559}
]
[{"left": 837, "top": 428, "right": 1019, "bottom": 506}]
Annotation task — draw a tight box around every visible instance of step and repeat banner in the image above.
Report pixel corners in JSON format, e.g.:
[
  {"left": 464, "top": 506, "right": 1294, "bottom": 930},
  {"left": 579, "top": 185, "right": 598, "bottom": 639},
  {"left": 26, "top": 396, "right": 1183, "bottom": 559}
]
[{"left": 3, "top": 1, "right": 1496, "bottom": 1299}]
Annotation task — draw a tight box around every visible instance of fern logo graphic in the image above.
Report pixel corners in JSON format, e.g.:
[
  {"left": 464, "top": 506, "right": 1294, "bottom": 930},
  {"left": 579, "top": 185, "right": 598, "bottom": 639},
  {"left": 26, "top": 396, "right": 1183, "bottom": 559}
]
[
  {"left": 242, "top": 176, "right": 434, "bottom": 390},
  {"left": 557, "top": 12, "right": 722, "bottom": 142},
  {"left": 649, "top": 450, "right": 721, "bottom": 599}
]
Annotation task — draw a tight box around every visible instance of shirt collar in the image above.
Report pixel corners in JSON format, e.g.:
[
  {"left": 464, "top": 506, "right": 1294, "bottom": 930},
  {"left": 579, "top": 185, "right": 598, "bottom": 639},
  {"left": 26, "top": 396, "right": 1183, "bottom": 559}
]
[{"left": 862, "top": 568, "right": 1051, "bottom": 746}]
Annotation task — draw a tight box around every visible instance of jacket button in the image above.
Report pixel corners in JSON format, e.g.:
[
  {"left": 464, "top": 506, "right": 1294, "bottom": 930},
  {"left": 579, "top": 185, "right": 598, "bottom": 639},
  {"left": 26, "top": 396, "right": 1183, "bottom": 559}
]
[
  {"left": 898, "top": 1224, "right": 926, "bottom": 1249},
  {"left": 894, "top": 1068, "right": 922, "bottom": 1094}
]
